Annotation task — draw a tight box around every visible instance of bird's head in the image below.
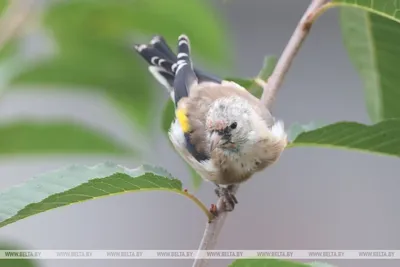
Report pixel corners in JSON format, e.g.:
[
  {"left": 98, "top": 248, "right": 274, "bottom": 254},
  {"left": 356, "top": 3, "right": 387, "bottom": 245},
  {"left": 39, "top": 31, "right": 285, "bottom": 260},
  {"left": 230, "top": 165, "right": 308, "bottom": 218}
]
[{"left": 206, "top": 96, "right": 258, "bottom": 152}]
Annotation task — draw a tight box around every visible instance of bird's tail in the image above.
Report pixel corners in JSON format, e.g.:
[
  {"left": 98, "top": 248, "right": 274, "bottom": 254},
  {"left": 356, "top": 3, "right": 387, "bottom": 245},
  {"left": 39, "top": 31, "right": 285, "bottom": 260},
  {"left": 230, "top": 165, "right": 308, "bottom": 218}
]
[
  {"left": 133, "top": 35, "right": 222, "bottom": 102},
  {"left": 134, "top": 36, "right": 177, "bottom": 99}
]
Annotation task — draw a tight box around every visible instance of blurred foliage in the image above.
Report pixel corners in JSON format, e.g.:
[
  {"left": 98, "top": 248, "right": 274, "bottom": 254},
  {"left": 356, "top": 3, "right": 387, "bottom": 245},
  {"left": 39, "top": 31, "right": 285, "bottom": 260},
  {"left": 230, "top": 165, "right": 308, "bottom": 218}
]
[
  {"left": 42, "top": 0, "right": 229, "bottom": 63},
  {"left": 0, "top": 0, "right": 230, "bottom": 186},
  {"left": 0, "top": 0, "right": 7, "bottom": 14},
  {"left": 0, "top": 39, "right": 17, "bottom": 62},
  {"left": 248, "top": 56, "right": 277, "bottom": 97},
  {"left": 0, "top": 241, "right": 38, "bottom": 267},
  {"left": 0, "top": 0, "right": 17, "bottom": 62},
  {"left": 10, "top": 0, "right": 230, "bottom": 129},
  {"left": 226, "top": 56, "right": 277, "bottom": 98},
  {"left": 162, "top": 100, "right": 175, "bottom": 135},
  {"left": 0, "top": 120, "right": 132, "bottom": 155},
  {"left": 225, "top": 78, "right": 254, "bottom": 89}
]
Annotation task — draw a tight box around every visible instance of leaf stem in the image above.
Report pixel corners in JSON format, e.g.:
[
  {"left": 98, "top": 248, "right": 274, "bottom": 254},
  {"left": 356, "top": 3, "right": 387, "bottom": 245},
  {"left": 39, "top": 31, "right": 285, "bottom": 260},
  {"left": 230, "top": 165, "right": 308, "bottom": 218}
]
[
  {"left": 192, "top": 1, "right": 329, "bottom": 267},
  {"left": 177, "top": 190, "right": 214, "bottom": 222}
]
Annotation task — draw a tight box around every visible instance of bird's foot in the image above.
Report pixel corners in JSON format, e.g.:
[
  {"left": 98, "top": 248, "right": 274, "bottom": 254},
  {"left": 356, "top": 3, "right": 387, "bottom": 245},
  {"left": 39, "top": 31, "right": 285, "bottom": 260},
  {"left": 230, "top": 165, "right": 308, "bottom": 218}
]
[{"left": 214, "top": 185, "right": 238, "bottom": 212}]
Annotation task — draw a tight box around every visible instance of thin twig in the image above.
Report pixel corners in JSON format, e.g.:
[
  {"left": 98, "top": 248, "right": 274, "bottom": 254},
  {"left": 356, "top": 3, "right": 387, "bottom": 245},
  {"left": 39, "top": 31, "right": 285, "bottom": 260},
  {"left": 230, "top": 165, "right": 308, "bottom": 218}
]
[
  {"left": 261, "top": 0, "right": 329, "bottom": 108},
  {"left": 191, "top": 1, "right": 329, "bottom": 267},
  {"left": 192, "top": 184, "right": 239, "bottom": 267},
  {"left": 0, "top": 0, "right": 36, "bottom": 52}
]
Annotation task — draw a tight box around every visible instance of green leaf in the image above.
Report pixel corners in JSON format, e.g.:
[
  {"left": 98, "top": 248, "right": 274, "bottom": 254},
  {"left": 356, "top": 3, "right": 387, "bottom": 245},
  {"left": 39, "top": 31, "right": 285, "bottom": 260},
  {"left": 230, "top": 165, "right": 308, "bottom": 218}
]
[
  {"left": 0, "top": 163, "right": 212, "bottom": 228},
  {"left": 288, "top": 119, "right": 400, "bottom": 158},
  {"left": 332, "top": 0, "right": 400, "bottom": 23},
  {"left": 0, "top": 241, "right": 38, "bottom": 267},
  {"left": 0, "top": 47, "right": 20, "bottom": 97},
  {"left": 161, "top": 100, "right": 203, "bottom": 189},
  {"left": 287, "top": 121, "right": 327, "bottom": 142},
  {"left": 11, "top": 0, "right": 230, "bottom": 129},
  {"left": 230, "top": 259, "right": 310, "bottom": 267},
  {"left": 321, "top": 1, "right": 400, "bottom": 122},
  {"left": 248, "top": 55, "right": 277, "bottom": 98},
  {"left": 338, "top": 7, "right": 400, "bottom": 122},
  {"left": 226, "top": 55, "right": 277, "bottom": 98},
  {"left": 0, "top": 120, "right": 132, "bottom": 155},
  {"left": 225, "top": 78, "right": 254, "bottom": 89},
  {"left": 257, "top": 56, "right": 277, "bottom": 80}
]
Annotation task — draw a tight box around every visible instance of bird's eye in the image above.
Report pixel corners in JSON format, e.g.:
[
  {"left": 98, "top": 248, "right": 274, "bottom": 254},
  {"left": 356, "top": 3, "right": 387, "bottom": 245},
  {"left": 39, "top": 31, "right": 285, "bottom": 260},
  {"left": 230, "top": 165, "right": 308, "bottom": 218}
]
[{"left": 230, "top": 122, "right": 237, "bottom": 129}]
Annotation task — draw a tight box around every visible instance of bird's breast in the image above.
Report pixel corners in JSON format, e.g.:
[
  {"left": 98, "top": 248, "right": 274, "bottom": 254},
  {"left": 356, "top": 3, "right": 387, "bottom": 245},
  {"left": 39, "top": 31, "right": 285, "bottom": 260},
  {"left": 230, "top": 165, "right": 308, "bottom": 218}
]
[{"left": 210, "top": 148, "right": 269, "bottom": 185}]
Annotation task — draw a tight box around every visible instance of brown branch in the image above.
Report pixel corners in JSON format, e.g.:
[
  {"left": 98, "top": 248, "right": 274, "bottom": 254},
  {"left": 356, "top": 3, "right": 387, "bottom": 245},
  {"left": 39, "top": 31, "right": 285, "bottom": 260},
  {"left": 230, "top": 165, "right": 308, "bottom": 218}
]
[{"left": 261, "top": 0, "right": 329, "bottom": 108}]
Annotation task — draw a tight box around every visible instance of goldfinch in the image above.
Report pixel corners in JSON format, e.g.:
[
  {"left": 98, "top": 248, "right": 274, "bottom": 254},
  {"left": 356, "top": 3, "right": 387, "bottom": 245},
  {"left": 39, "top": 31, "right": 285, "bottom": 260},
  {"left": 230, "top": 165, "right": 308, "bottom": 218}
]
[{"left": 134, "top": 35, "right": 287, "bottom": 212}]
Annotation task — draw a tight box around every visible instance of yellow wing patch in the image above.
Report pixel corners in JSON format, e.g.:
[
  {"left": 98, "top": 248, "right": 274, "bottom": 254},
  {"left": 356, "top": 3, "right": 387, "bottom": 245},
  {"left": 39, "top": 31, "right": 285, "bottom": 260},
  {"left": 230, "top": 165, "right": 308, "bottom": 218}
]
[{"left": 176, "top": 108, "right": 191, "bottom": 133}]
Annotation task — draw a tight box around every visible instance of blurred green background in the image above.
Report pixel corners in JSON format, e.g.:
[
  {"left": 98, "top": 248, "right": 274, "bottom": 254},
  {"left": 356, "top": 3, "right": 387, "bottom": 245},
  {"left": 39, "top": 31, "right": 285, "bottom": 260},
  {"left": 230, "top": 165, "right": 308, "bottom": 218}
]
[{"left": 0, "top": 0, "right": 231, "bottom": 154}]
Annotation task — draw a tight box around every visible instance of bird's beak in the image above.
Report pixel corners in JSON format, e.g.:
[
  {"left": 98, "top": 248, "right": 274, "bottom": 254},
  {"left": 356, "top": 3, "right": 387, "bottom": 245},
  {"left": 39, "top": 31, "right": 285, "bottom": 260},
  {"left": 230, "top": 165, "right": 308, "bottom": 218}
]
[{"left": 210, "top": 132, "right": 222, "bottom": 152}]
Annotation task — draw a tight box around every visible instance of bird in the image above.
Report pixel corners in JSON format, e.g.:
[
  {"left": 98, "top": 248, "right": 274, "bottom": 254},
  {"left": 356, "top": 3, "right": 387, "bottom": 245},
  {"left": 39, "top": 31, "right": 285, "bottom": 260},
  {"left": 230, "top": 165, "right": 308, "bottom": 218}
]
[{"left": 133, "top": 34, "right": 287, "bottom": 214}]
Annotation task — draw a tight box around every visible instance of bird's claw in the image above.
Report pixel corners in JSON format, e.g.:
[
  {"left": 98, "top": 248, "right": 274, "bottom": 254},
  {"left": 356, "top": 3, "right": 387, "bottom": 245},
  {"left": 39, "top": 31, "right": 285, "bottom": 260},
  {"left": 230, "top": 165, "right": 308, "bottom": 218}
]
[{"left": 214, "top": 185, "right": 238, "bottom": 212}]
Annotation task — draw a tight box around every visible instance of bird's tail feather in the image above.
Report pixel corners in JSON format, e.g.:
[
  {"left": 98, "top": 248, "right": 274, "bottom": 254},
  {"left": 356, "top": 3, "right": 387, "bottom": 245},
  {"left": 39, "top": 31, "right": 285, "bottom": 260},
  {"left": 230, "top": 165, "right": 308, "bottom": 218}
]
[
  {"left": 134, "top": 39, "right": 176, "bottom": 98},
  {"left": 133, "top": 35, "right": 223, "bottom": 102},
  {"left": 150, "top": 35, "right": 177, "bottom": 62},
  {"left": 172, "top": 34, "right": 198, "bottom": 104}
]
